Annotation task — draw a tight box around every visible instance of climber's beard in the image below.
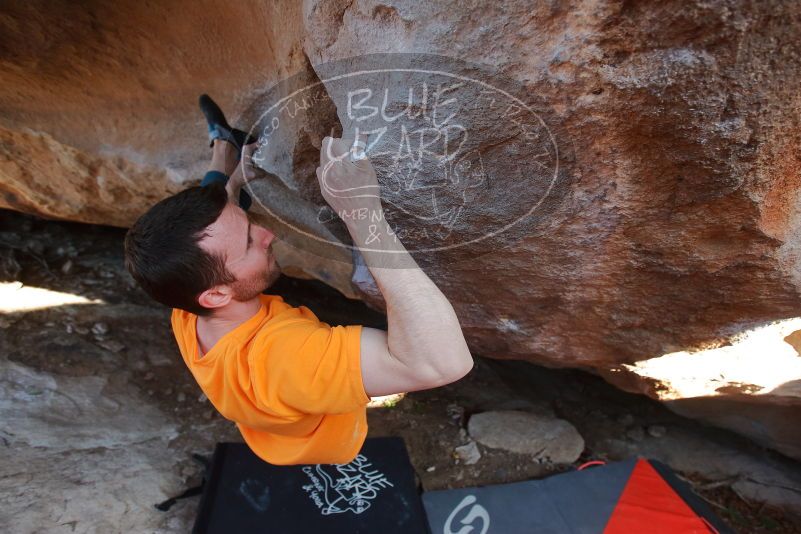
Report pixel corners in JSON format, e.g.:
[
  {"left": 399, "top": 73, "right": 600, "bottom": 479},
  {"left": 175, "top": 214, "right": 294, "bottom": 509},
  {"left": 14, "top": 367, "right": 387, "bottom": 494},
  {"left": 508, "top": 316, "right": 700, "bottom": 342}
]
[{"left": 230, "top": 256, "right": 281, "bottom": 301}]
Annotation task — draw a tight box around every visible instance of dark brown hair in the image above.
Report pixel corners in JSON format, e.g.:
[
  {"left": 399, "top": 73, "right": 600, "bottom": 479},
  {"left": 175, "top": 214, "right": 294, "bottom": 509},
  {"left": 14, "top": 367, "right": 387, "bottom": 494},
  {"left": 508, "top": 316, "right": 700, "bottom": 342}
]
[{"left": 124, "top": 184, "right": 234, "bottom": 315}]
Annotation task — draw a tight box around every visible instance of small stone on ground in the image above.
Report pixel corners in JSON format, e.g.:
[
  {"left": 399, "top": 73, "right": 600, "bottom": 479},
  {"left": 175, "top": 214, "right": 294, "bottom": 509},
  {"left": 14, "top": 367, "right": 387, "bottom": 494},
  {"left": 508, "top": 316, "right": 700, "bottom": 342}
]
[{"left": 468, "top": 410, "right": 584, "bottom": 464}]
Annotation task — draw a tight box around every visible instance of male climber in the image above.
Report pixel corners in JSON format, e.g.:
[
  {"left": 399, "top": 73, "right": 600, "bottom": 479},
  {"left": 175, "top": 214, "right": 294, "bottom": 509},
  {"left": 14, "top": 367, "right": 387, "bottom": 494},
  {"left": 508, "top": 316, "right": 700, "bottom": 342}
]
[{"left": 124, "top": 95, "right": 473, "bottom": 465}]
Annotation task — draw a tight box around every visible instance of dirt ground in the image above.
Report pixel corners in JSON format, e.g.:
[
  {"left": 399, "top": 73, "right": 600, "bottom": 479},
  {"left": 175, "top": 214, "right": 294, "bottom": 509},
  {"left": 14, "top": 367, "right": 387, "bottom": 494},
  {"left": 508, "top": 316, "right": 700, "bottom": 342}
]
[{"left": 1, "top": 209, "right": 800, "bottom": 533}]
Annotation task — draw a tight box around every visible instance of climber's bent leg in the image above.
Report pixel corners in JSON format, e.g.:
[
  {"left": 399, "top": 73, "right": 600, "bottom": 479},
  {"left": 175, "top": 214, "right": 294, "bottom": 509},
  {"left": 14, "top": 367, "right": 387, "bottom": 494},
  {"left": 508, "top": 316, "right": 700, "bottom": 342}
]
[
  {"left": 206, "top": 139, "right": 238, "bottom": 179},
  {"left": 201, "top": 140, "right": 252, "bottom": 211}
]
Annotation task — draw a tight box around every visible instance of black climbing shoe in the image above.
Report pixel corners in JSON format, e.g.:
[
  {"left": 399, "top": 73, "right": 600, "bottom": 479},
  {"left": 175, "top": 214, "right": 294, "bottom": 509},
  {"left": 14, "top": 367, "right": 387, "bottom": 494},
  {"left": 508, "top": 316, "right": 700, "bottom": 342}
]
[{"left": 199, "top": 94, "right": 257, "bottom": 152}]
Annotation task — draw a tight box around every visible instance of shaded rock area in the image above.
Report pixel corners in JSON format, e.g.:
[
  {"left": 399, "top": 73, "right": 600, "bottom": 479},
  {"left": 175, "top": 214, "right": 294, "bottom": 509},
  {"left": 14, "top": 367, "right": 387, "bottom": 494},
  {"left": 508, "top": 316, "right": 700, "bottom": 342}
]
[
  {"left": 0, "top": 210, "right": 800, "bottom": 533},
  {"left": 1, "top": 0, "right": 801, "bottom": 460}
]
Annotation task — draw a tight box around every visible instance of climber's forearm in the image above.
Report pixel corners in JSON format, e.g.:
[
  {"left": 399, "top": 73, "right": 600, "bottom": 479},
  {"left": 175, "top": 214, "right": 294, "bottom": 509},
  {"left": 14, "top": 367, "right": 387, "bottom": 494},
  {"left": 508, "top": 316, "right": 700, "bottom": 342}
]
[
  {"left": 381, "top": 268, "right": 473, "bottom": 384},
  {"left": 347, "top": 208, "right": 473, "bottom": 383}
]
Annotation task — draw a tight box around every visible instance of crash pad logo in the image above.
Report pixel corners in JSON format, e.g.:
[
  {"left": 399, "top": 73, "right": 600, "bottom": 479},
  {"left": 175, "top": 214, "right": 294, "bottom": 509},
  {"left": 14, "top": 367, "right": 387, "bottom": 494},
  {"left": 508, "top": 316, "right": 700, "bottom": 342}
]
[
  {"left": 444, "top": 494, "right": 490, "bottom": 534},
  {"left": 301, "top": 454, "right": 394, "bottom": 515},
  {"left": 243, "top": 53, "right": 570, "bottom": 264}
]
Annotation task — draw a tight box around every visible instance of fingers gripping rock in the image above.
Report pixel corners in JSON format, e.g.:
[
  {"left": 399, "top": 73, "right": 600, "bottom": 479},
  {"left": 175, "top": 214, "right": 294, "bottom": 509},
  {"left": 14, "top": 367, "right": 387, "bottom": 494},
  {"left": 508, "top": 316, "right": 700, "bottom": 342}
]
[{"left": 316, "top": 136, "right": 382, "bottom": 217}]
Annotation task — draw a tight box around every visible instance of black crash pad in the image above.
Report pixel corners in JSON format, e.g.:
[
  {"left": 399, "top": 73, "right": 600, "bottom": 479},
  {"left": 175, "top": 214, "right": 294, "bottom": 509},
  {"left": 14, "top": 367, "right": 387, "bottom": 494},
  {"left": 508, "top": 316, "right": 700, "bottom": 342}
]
[{"left": 192, "top": 437, "right": 428, "bottom": 534}]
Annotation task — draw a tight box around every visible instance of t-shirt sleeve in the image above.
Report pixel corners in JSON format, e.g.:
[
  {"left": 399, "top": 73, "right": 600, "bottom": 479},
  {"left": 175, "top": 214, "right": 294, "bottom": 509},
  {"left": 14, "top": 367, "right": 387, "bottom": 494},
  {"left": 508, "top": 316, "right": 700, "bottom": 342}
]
[{"left": 249, "top": 315, "right": 369, "bottom": 415}]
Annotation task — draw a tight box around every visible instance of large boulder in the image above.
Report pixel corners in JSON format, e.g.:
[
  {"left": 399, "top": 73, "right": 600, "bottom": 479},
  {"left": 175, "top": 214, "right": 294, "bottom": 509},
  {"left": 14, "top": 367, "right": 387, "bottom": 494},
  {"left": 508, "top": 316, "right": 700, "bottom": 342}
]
[{"left": 1, "top": 1, "right": 800, "bottom": 458}]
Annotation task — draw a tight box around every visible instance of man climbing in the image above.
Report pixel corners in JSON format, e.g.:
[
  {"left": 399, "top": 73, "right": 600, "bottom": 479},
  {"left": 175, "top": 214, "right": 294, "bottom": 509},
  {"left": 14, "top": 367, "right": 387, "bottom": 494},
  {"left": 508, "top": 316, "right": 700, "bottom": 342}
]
[{"left": 124, "top": 95, "right": 473, "bottom": 465}]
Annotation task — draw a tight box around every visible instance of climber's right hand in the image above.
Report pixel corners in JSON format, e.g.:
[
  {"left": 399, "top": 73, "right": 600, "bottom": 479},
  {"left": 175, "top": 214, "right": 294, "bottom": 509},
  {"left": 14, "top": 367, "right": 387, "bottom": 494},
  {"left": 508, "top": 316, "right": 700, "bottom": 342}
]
[{"left": 315, "top": 136, "right": 382, "bottom": 223}]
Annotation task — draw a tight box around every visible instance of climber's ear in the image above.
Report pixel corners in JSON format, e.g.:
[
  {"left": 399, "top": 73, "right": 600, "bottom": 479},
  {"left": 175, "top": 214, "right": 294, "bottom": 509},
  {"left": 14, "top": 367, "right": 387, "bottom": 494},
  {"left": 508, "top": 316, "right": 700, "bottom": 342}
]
[{"left": 197, "top": 284, "right": 232, "bottom": 311}]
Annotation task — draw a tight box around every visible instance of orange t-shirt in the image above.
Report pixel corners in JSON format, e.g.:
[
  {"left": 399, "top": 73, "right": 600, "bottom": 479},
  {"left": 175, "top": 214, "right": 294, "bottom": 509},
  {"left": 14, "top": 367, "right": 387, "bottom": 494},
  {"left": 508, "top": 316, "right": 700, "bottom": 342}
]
[{"left": 171, "top": 294, "right": 369, "bottom": 465}]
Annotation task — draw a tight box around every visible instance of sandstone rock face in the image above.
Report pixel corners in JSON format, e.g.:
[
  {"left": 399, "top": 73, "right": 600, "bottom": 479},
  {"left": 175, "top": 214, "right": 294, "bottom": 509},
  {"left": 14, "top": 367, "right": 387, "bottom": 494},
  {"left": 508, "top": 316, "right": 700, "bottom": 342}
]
[
  {"left": 0, "top": 2, "right": 298, "bottom": 224},
  {"left": 2, "top": 1, "right": 801, "bottom": 457}
]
